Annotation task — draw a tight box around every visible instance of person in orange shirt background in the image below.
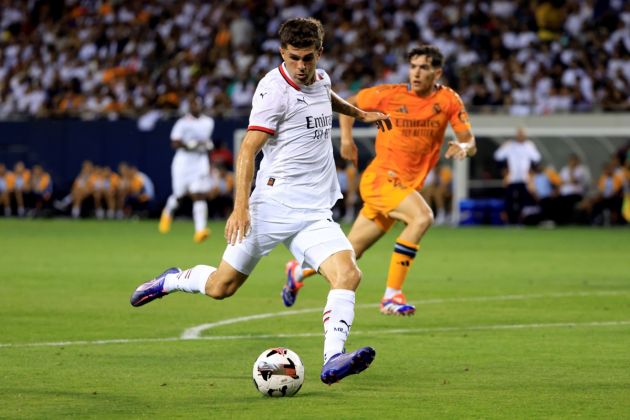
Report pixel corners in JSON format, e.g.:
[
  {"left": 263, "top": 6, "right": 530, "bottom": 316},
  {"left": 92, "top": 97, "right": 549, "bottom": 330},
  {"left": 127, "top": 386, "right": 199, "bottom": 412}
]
[
  {"left": 282, "top": 45, "right": 477, "bottom": 315},
  {"left": 30, "top": 164, "right": 53, "bottom": 216},
  {"left": 92, "top": 166, "right": 121, "bottom": 219},
  {"left": 12, "top": 161, "right": 32, "bottom": 217}
]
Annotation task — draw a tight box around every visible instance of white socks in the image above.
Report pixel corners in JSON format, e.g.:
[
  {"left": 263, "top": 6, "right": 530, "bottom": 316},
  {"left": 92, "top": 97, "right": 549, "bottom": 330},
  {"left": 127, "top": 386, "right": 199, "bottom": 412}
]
[
  {"left": 163, "top": 265, "right": 216, "bottom": 294},
  {"left": 163, "top": 195, "right": 179, "bottom": 216},
  {"left": 193, "top": 200, "right": 208, "bottom": 232},
  {"left": 384, "top": 287, "right": 401, "bottom": 299},
  {"left": 322, "top": 289, "right": 355, "bottom": 363}
]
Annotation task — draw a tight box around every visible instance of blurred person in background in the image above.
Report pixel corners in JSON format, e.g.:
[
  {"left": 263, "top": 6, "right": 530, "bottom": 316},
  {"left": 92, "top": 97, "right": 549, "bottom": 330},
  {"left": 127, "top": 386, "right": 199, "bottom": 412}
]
[
  {"left": 30, "top": 164, "right": 53, "bottom": 216},
  {"left": 0, "top": 163, "right": 14, "bottom": 216},
  {"left": 526, "top": 162, "right": 561, "bottom": 226},
  {"left": 158, "top": 95, "right": 215, "bottom": 243},
  {"left": 558, "top": 153, "right": 591, "bottom": 225},
  {"left": 118, "top": 163, "right": 155, "bottom": 219},
  {"left": 282, "top": 45, "right": 476, "bottom": 316},
  {"left": 494, "top": 127, "right": 541, "bottom": 224},
  {"left": 207, "top": 162, "right": 234, "bottom": 219},
  {"left": 581, "top": 160, "right": 625, "bottom": 226},
  {"left": 11, "top": 161, "right": 31, "bottom": 217},
  {"left": 421, "top": 162, "right": 453, "bottom": 225},
  {"left": 92, "top": 166, "right": 121, "bottom": 219}
]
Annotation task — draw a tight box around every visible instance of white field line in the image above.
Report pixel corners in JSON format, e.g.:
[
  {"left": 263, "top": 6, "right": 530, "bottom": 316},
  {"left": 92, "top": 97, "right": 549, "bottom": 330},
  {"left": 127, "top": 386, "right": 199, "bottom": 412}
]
[
  {"left": 1, "top": 320, "right": 629, "bottom": 349},
  {"left": 180, "top": 290, "right": 628, "bottom": 339},
  {"left": 0, "top": 291, "right": 628, "bottom": 349}
]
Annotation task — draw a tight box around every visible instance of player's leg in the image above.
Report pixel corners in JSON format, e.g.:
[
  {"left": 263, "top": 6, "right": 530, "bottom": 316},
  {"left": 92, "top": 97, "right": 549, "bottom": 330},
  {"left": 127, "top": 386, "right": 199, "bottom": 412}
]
[
  {"left": 190, "top": 192, "right": 210, "bottom": 243},
  {"left": 381, "top": 190, "right": 433, "bottom": 315},
  {"left": 289, "top": 220, "right": 375, "bottom": 384}
]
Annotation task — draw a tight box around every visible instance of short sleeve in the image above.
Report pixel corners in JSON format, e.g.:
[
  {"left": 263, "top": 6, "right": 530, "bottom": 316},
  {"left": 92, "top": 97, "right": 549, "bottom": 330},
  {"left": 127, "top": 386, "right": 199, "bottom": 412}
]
[
  {"left": 447, "top": 90, "right": 472, "bottom": 134},
  {"left": 248, "top": 79, "right": 286, "bottom": 136}
]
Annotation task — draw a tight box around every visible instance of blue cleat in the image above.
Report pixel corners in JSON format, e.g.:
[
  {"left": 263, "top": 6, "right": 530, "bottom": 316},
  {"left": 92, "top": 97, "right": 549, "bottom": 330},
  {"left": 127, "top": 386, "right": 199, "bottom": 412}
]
[
  {"left": 320, "top": 346, "right": 376, "bottom": 385},
  {"left": 281, "top": 260, "right": 304, "bottom": 307},
  {"left": 130, "top": 267, "right": 181, "bottom": 307}
]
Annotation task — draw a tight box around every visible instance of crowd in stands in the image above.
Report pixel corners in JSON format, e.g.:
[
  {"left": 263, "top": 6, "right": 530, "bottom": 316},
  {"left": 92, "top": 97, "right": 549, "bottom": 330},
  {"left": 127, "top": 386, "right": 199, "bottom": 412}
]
[{"left": 1, "top": 0, "right": 629, "bottom": 121}]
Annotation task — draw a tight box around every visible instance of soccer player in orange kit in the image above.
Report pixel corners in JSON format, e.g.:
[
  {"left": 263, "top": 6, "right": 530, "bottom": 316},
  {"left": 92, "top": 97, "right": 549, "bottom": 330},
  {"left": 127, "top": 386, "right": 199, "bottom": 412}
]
[{"left": 282, "top": 45, "right": 477, "bottom": 315}]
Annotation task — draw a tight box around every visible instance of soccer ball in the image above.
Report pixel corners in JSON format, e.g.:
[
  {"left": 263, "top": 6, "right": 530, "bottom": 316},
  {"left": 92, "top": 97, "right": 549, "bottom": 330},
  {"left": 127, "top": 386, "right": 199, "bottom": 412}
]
[{"left": 252, "top": 347, "right": 305, "bottom": 397}]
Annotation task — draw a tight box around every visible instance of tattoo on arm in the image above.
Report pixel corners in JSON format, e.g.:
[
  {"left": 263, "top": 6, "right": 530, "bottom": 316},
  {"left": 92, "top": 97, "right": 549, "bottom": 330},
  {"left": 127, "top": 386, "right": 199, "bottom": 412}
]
[{"left": 332, "top": 92, "right": 363, "bottom": 119}]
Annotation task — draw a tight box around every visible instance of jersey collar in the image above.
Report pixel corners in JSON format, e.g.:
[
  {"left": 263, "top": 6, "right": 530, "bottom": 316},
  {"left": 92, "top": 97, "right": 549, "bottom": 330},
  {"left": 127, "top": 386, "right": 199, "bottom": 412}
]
[
  {"left": 278, "top": 63, "right": 324, "bottom": 91},
  {"left": 279, "top": 63, "right": 301, "bottom": 91}
]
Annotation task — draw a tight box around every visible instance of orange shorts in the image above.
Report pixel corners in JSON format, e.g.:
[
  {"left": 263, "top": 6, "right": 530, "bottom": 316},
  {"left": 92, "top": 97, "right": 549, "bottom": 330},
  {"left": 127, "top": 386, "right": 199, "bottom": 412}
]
[{"left": 359, "top": 170, "right": 416, "bottom": 232}]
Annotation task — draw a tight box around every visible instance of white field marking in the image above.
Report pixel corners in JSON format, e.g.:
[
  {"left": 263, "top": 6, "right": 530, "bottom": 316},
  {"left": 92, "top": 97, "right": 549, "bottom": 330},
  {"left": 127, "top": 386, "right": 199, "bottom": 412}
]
[
  {"left": 180, "top": 290, "right": 629, "bottom": 339},
  {"left": 1, "top": 320, "right": 630, "bottom": 349}
]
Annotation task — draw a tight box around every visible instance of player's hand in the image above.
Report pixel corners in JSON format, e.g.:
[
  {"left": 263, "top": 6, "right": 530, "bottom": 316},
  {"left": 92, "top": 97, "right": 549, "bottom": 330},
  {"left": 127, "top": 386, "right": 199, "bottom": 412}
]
[
  {"left": 361, "top": 112, "right": 392, "bottom": 132},
  {"left": 340, "top": 140, "right": 358, "bottom": 168},
  {"left": 225, "top": 206, "right": 250, "bottom": 245},
  {"left": 445, "top": 140, "right": 471, "bottom": 160}
]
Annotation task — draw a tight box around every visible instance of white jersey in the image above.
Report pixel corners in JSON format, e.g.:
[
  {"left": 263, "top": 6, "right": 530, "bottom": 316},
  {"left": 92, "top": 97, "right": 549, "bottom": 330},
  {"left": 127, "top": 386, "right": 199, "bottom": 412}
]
[
  {"left": 170, "top": 114, "right": 215, "bottom": 169},
  {"left": 247, "top": 64, "right": 340, "bottom": 211},
  {"left": 169, "top": 114, "right": 215, "bottom": 196},
  {"left": 493, "top": 139, "right": 541, "bottom": 183}
]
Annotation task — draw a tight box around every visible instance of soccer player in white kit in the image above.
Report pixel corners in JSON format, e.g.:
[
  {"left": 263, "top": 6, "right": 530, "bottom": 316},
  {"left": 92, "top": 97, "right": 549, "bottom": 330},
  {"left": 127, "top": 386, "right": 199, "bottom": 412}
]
[
  {"left": 130, "top": 18, "right": 391, "bottom": 385},
  {"left": 158, "top": 96, "right": 215, "bottom": 243}
]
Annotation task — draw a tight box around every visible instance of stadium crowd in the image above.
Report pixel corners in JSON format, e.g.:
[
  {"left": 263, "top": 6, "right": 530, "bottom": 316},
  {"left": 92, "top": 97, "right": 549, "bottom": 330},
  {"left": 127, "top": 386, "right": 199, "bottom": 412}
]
[{"left": 0, "top": 0, "right": 629, "bottom": 120}]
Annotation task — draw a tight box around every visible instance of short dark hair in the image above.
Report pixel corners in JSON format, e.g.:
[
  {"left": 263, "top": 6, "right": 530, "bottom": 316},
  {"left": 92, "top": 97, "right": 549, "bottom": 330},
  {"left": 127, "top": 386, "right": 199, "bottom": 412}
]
[
  {"left": 278, "top": 17, "right": 324, "bottom": 50},
  {"left": 408, "top": 45, "right": 444, "bottom": 68}
]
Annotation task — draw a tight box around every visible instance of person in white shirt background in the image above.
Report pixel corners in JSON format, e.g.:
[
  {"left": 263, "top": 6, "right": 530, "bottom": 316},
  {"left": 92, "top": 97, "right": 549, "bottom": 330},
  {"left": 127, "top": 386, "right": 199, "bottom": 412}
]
[
  {"left": 558, "top": 153, "right": 591, "bottom": 225},
  {"left": 494, "top": 127, "right": 541, "bottom": 224},
  {"left": 131, "top": 17, "right": 392, "bottom": 385},
  {"left": 158, "top": 95, "right": 215, "bottom": 243}
]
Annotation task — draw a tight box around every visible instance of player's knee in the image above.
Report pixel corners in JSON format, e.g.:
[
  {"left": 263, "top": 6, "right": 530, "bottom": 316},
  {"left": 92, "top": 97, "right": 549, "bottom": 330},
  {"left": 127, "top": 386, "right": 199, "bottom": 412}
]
[
  {"left": 333, "top": 264, "right": 362, "bottom": 290},
  {"left": 410, "top": 207, "right": 434, "bottom": 232}
]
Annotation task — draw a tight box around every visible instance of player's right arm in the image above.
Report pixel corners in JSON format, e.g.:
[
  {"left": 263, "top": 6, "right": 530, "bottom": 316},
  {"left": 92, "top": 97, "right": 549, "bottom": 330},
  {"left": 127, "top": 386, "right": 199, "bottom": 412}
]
[{"left": 224, "top": 129, "right": 268, "bottom": 245}]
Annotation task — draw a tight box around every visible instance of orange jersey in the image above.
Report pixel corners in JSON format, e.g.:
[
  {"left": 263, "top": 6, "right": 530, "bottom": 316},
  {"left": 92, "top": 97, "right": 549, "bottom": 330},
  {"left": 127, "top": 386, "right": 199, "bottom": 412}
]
[{"left": 356, "top": 84, "right": 471, "bottom": 190}]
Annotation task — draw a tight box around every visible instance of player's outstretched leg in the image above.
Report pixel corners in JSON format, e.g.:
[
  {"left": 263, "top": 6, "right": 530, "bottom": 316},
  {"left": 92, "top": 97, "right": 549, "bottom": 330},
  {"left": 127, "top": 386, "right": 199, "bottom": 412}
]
[
  {"left": 130, "top": 267, "right": 181, "bottom": 307},
  {"left": 130, "top": 265, "right": 215, "bottom": 307},
  {"left": 320, "top": 346, "right": 376, "bottom": 385},
  {"left": 380, "top": 293, "right": 416, "bottom": 316}
]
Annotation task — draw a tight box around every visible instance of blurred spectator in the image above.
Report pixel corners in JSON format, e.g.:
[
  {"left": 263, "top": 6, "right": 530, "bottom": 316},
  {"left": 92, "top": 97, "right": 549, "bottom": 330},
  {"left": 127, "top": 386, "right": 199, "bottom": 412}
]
[
  {"left": 494, "top": 127, "right": 541, "bottom": 224},
  {"left": 526, "top": 162, "right": 561, "bottom": 225},
  {"left": 210, "top": 138, "right": 234, "bottom": 170},
  {"left": 30, "top": 164, "right": 53, "bottom": 216},
  {"left": 0, "top": 0, "right": 628, "bottom": 120},
  {"left": 91, "top": 166, "right": 120, "bottom": 219},
  {"left": 421, "top": 163, "right": 453, "bottom": 225},
  {"left": 582, "top": 160, "right": 625, "bottom": 226},
  {"left": 0, "top": 163, "right": 13, "bottom": 216},
  {"left": 118, "top": 162, "right": 155, "bottom": 218},
  {"left": 558, "top": 153, "right": 591, "bottom": 225},
  {"left": 208, "top": 162, "right": 234, "bottom": 219},
  {"left": 11, "top": 161, "right": 31, "bottom": 217}
]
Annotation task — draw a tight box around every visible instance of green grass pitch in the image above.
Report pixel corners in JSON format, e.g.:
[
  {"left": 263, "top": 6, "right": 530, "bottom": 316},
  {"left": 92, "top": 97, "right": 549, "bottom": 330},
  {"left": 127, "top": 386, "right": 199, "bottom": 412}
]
[{"left": 1, "top": 219, "right": 629, "bottom": 418}]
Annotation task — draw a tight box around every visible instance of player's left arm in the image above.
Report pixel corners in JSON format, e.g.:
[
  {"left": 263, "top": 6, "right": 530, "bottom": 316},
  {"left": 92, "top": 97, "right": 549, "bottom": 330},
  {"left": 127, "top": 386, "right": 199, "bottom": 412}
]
[
  {"left": 445, "top": 129, "right": 477, "bottom": 160},
  {"left": 331, "top": 91, "right": 392, "bottom": 132}
]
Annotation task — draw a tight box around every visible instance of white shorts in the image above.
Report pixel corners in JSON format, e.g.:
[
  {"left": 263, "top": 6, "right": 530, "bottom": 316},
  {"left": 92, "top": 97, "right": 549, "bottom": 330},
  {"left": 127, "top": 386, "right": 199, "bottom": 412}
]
[
  {"left": 171, "top": 159, "right": 212, "bottom": 197},
  {"left": 222, "top": 201, "right": 353, "bottom": 275}
]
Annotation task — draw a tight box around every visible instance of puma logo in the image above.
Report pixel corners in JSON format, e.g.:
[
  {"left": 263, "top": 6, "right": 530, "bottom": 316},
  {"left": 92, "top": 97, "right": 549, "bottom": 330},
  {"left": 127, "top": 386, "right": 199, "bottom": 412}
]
[
  {"left": 297, "top": 96, "right": 307, "bottom": 105},
  {"left": 260, "top": 92, "right": 268, "bottom": 99}
]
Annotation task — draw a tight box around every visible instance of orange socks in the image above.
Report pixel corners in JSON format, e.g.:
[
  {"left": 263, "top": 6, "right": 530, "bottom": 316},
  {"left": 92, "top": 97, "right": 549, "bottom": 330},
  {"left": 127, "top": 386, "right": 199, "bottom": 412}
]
[{"left": 386, "top": 238, "right": 419, "bottom": 290}]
